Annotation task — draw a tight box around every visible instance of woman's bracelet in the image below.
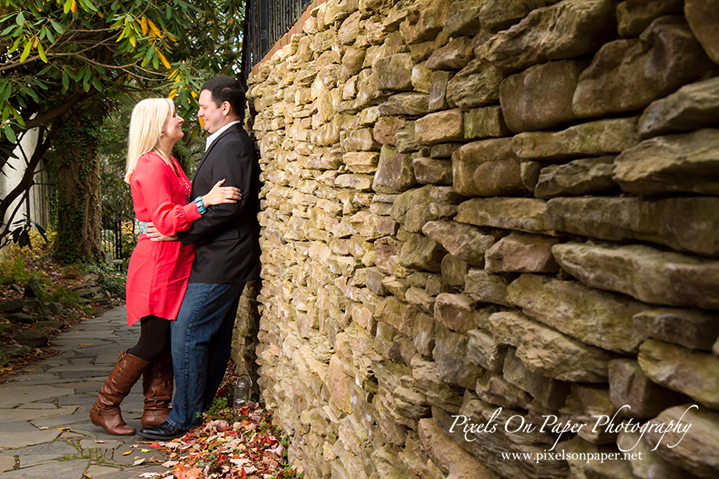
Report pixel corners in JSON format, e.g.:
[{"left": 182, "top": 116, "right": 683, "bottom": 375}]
[{"left": 194, "top": 196, "right": 206, "bottom": 214}]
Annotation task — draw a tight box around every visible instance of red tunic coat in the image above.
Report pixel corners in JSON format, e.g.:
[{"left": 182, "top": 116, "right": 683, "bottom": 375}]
[{"left": 125, "top": 152, "right": 202, "bottom": 326}]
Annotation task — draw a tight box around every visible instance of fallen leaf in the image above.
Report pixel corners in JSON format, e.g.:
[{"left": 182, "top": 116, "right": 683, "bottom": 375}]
[
  {"left": 133, "top": 458, "right": 146, "bottom": 466},
  {"left": 138, "top": 474, "right": 160, "bottom": 478},
  {"left": 141, "top": 448, "right": 151, "bottom": 453},
  {"left": 123, "top": 450, "right": 133, "bottom": 456},
  {"left": 94, "top": 440, "right": 106, "bottom": 443}
]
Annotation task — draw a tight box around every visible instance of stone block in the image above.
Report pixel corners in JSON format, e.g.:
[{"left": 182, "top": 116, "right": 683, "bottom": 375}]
[
  {"left": 342, "top": 152, "right": 379, "bottom": 174},
  {"left": 452, "top": 138, "right": 527, "bottom": 197},
  {"left": 638, "top": 339, "right": 719, "bottom": 409},
  {"left": 617, "top": 430, "right": 693, "bottom": 479},
  {"left": 686, "top": 0, "right": 719, "bottom": 65},
  {"left": 573, "top": 17, "right": 714, "bottom": 118},
  {"left": 415, "top": 110, "right": 464, "bottom": 145},
  {"left": 428, "top": 70, "right": 452, "bottom": 111},
  {"left": 434, "top": 397, "right": 570, "bottom": 478},
  {"left": 430, "top": 142, "right": 461, "bottom": 159},
  {"left": 418, "top": 418, "right": 501, "bottom": 479},
  {"left": 552, "top": 242, "right": 719, "bottom": 310},
  {"left": 445, "top": 0, "right": 483, "bottom": 37},
  {"left": 608, "top": 358, "right": 686, "bottom": 420},
  {"left": 342, "top": 48, "right": 366, "bottom": 79},
  {"left": 639, "top": 77, "right": 719, "bottom": 139},
  {"left": 520, "top": 161, "right": 541, "bottom": 192},
  {"left": 343, "top": 128, "right": 380, "bottom": 152},
  {"left": 559, "top": 383, "right": 618, "bottom": 444},
  {"left": 395, "top": 120, "right": 420, "bottom": 153},
  {"left": 617, "top": 0, "right": 684, "bottom": 37},
  {"left": 439, "top": 254, "right": 468, "bottom": 288},
  {"left": 338, "top": 11, "right": 361, "bottom": 45},
  {"left": 558, "top": 437, "right": 637, "bottom": 479},
  {"left": 375, "top": 53, "right": 414, "bottom": 91},
  {"left": 613, "top": 129, "right": 719, "bottom": 196},
  {"left": 426, "top": 36, "right": 473, "bottom": 70},
  {"left": 489, "top": 311, "right": 614, "bottom": 383},
  {"left": 467, "top": 329, "right": 507, "bottom": 373},
  {"left": 485, "top": 232, "right": 560, "bottom": 273},
  {"left": 456, "top": 197, "right": 555, "bottom": 235},
  {"left": 391, "top": 185, "right": 432, "bottom": 231},
  {"left": 507, "top": 274, "right": 648, "bottom": 354},
  {"left": 412, "top": 157, "right": 453, "bottom": 185},
  {"left": 480, "top": 0, "right": 562, "bottom": 33},
  {"left": 378, "top": 92, "right": 430, "bottom": 115},
  {"left": 500, "top": 60, "right": 584, "bottom": 133},
  {"left": 372, "top": 145, "right": 417, "bottom": 193},
  {"left": 399, "top": 0, "right": 452, "bottom": 45},
  {"left": 476, "top": 370, "right": 532, "bottom": 409},
  {"left": 644, "top": 405, "right": 719, "bottom": 478},
  {"left": 503, "top": 348, "right": 570, "bottom": 409},
  {"left": 399, "top": 234, "right": 447, "bottom": 273},
  {"left": 513, "top": 117, "right": 639, "bottom": 161},
  {"left": 373, "top": 116, "right": 404, "bottom": 146},
  {"left": 534, "top": 156, "right": 616, "bottom": 199},
  {"left": 465, "top": 269, "right": 510, "bottom": 306},
  {"left": 433, "top": 323, "right": 484, "bottom": 389},
  {"left": 484, "top": 0, "right": 616, "bottom": 73},
  {"left": 463, "top": 106, "right": 510, "bottom": 140},
  {"left": 446, "top": 64, "right": 503, "bottom": 109},
  {"left": 633, "top": 308, "right": 719, "bottom": 351},
  {"left": 411, "top": 61, "right": 432, "bottom": 93},
  {"left": 434, "top": 293, "right": 479, "bottom": 333},
  {"left": 548, "top": 196, "right": 719, "bottom": 257},
  {"left": 422, "top": 220, "right": 497, "bottom": 267},
  {"left": 13, "top": 329, "right": 48, "bottom": 347},
  {"left": 328, "top": 354, "right": 352, "bottom": 413}
]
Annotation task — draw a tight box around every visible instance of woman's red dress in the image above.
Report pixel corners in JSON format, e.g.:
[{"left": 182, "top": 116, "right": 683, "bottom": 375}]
[{"left": 125, "top": 152, "right": 202, "bottom": 326}]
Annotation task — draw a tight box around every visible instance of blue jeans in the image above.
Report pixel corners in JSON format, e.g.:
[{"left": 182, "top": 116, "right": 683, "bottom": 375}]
[{"left": 166, "top": 282, "right": 245, "bottom": 430}]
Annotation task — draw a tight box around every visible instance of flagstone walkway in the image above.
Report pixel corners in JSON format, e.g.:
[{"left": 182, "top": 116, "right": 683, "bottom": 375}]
[{"left": 0, "top": 306, "right": 169, "bottom": 478}]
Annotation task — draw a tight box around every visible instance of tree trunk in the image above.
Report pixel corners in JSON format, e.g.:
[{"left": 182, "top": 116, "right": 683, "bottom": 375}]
[{"left": 51, "top": 116, "right": 102, "bottom": 264}]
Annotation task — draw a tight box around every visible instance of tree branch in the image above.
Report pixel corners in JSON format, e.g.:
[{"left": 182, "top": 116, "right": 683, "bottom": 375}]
[{"left": 17, "top": 89, "right": 90, "bottom": 131}]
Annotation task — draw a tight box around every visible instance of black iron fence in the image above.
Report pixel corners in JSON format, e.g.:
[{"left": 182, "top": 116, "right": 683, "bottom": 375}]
[{"left": 242, "top": 0, "right": 314, "bottom": 84}]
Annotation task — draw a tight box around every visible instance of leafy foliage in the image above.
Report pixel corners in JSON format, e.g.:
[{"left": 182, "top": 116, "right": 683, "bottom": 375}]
[{"left": 0, "top": 0, "right": 246, "bottom": 246}]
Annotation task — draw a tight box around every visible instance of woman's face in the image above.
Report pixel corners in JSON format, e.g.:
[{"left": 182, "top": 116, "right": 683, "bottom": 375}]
[{"left": 163, "top": 108, "right": 184, "bottom": 144}]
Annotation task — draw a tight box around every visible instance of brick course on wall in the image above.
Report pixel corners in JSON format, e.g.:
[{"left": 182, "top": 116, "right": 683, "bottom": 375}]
[{"left": 244, "top": 0, "right": 719, "bottom": 477}]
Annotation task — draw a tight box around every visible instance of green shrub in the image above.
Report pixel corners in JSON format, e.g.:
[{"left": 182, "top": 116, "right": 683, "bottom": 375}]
[{"left": 0, "top": 257, "right": 35, "bottom": 285}]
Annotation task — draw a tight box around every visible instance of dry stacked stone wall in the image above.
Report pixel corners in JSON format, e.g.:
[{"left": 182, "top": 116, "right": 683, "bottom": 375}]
[{"left": 245, "top": 0, "right": 719, "bottom": 477}]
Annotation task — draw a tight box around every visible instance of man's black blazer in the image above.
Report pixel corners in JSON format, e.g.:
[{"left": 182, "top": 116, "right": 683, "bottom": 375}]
[{"left": 177, "top": 123, "right": 261, "bottom": 284}]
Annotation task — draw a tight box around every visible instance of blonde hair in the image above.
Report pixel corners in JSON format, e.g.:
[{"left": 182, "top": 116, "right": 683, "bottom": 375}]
[{"left": 124, "top": 98, "right": 178, "bottom": 183}]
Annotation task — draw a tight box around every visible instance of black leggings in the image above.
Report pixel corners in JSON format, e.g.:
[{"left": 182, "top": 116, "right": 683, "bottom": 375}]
[{"left": 127, "top": 315, "right": 171, "bottom": 361}]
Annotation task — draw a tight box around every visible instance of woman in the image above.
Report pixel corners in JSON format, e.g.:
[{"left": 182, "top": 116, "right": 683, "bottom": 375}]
[{"left": 90, "top": 98, "right": 241, "bottom": 435}]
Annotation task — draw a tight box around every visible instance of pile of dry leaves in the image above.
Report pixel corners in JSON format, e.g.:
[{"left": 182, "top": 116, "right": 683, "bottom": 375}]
[{"left": 139, "top": 400, "right": 299, "bottom": 479}]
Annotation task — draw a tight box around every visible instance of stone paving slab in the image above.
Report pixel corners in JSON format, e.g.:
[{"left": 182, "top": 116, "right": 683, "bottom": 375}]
[
  {"left": 1, "top": 406, "right": 77, "bottom": 422},
  {"left": 0, "top": 457, "right": 14, "bottom": 473},
  {"left": 0, "top": 306, "right": 171, "bottom": 478},
  {"left": 13, "top": 441, "right": 78, "bottom": 467},
  {"left": 0, "top": 385, "right": 75, "bottom": 408},
  {"left": 0, "top": 458, "right": 89, "bottom": 478}
]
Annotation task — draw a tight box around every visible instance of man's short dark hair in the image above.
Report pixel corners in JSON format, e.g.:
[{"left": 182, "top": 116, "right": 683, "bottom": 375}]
[{"left": 201, "top": 75, "right": 245, "bottom": 121}]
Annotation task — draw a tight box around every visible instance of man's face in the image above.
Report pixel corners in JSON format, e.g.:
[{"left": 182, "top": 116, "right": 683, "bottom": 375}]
[{"left": 198, "top": 90, "right": 227, "bottom": 134}]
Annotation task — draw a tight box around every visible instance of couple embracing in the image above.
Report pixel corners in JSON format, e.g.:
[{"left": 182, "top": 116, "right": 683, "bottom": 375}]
[{"left": 90, "top": 75, "right": 260, "bottom": 440}]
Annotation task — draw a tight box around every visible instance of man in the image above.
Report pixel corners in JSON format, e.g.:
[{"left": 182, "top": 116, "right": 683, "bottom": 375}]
[{"left": 139, "top": 76, "right": 260, "bottom": 440}]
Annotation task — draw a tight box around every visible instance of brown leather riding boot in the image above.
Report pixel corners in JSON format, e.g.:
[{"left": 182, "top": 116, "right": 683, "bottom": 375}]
[
  {"left": 141, "top": 349, "right": 174, "bottom": 428},
  {"left": 90, "top": 352, "right": 150, "bottom": 435}
]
